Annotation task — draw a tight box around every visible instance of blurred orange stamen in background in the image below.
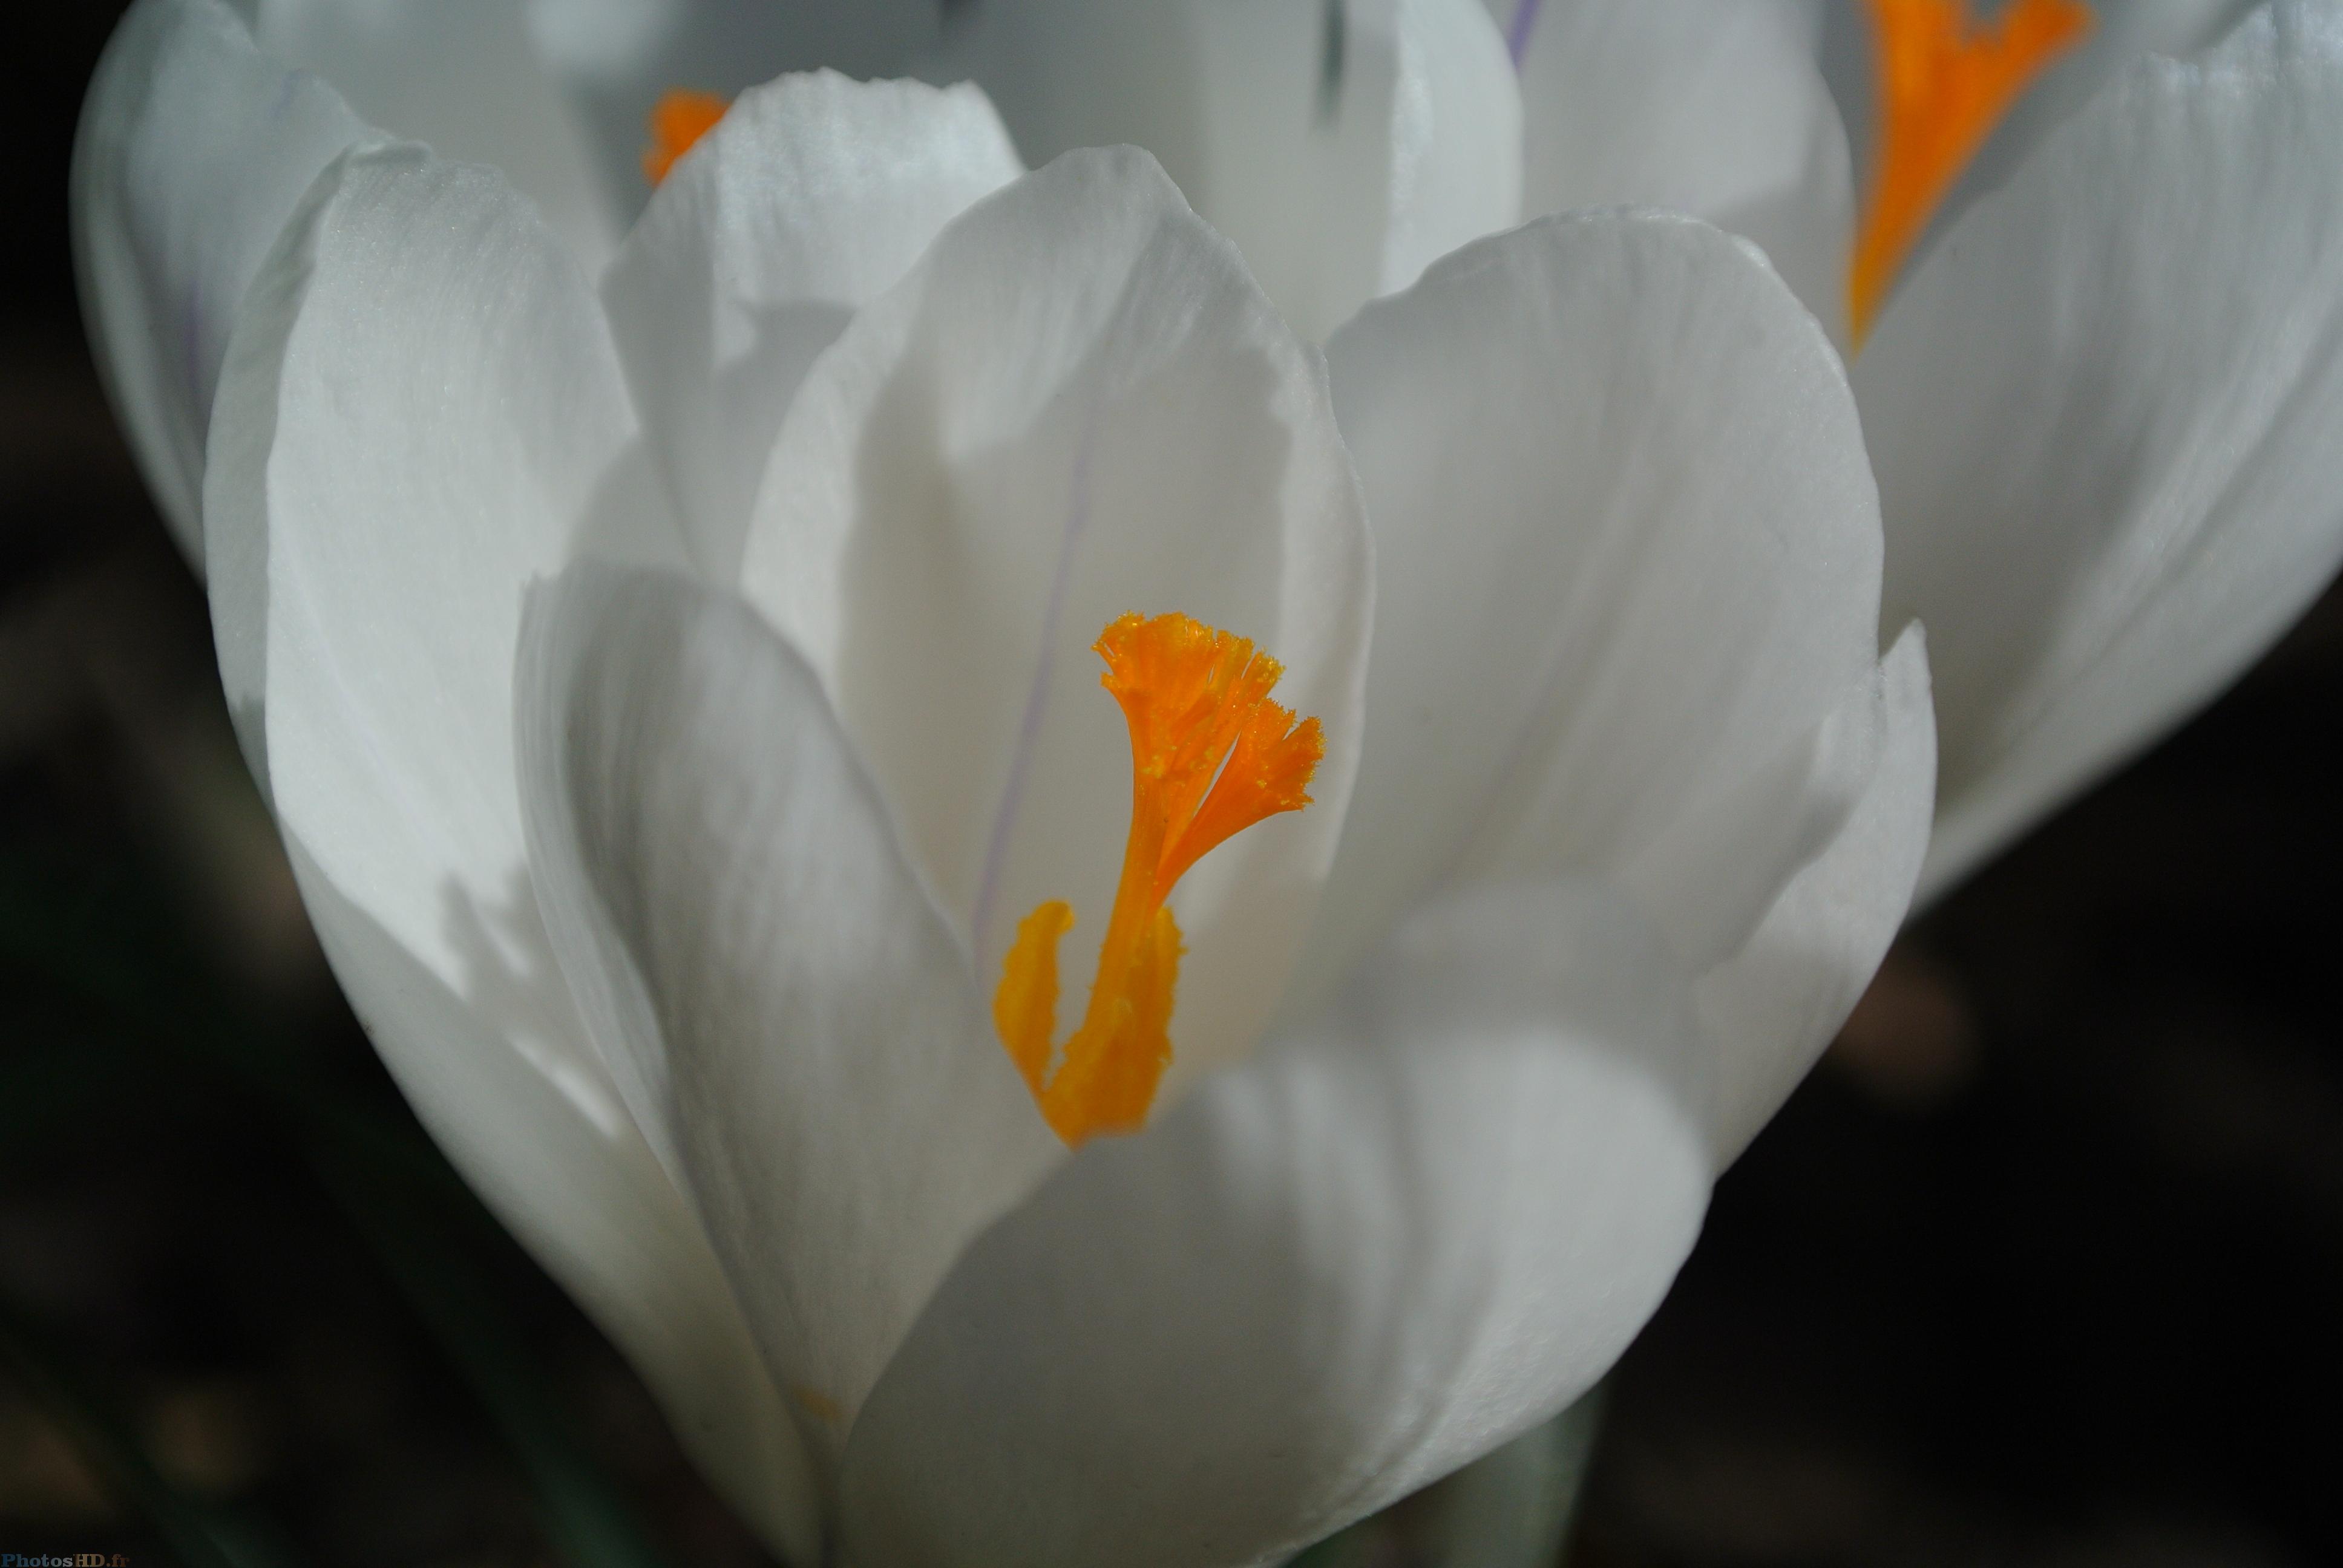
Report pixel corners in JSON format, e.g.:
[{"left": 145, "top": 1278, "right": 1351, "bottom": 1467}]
[
  {"left": 1850, "top": 0, "right": 2092, "bottom": 342},
  {"left": 642, "top": 90, "right": 729, "bottom": 186}
]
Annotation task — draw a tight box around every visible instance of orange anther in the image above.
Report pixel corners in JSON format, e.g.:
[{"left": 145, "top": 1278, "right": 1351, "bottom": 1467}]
[
  {"left": 992, "top": 613, "right": 1322, "bottom": 1146},
  {"left": 1850, "top": 0, "right": 2091, "bottom": 342}
]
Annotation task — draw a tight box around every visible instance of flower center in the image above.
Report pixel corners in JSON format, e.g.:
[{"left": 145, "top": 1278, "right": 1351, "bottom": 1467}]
[
  {"left": 643, "top": 89, "right": 729, "bottom": 186},
  {"left": 1850, "top": 0, "right": 2092, "bottom": 343},
  {"left": 994, "top": 613, "right": 1324, "bottom": 1147}
]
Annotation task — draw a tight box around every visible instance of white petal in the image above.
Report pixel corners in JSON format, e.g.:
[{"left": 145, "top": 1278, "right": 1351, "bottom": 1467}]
[
  {"left": 523, "top": 0, "right": 943, "bottom": 222},
  {"left": 251, "top": 0, "right": 618, "bottom": 268},
  {"left": 841, "top": 879, "right": 1709, "bottom": 1568},
  {"left": 1611, "top": 641, "right": 1890, "bottom": 975},
  {"left": 937, "top": 0, "right": 1521, "bottom": 341},
  {"left": 284, "top": 836, "right": 821, "bottom": 1561},
  {"left": 1363, "top": 0, "right": 1526, "bottom": 301},
  {"left": 1314, "top": 212, "right": 1883, "bottom": 998},
  {"left": 71, "top": 0, "right": 366, "bottom": 561},
  {"left": 517, "top": 562, "right": 1063, "bottom": 1451},
  {"left": 1855, "top": 4, "right": 2343, "bottom": 903},
  {"left": 1960, "top": 0, "right": 2258, "bottom": 194},
  {"left": 1496, "top": 0, "right": 1854, "bottom": 341},
  {"left": 1697, "top": 622, "right": 1935, "bottom": 1164},
  {"left": 198, "top": 144, "right": 812, "bottom": 1552},
  {"left": 741, "top": 147, "right": 1374, "bottom": 1112},
  {"left": 601, "top": 70, "right": 1022, "bottom": 582}
]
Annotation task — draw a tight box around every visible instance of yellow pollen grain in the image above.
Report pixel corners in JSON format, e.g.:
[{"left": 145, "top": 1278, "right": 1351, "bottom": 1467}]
[
  {"left": 992, "top": 613, "right": 1324, "bottom": 1148},
  {"left": 1850, "top": 0, "right": 2092, "bottom": 343},
  {"left": 643, "top": 89, "right": 729, "bottom": 186}
]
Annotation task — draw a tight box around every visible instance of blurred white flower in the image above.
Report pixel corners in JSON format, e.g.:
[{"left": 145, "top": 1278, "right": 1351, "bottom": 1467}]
[
  {"left": 1493, "top": 0, "right": 2343, "bottom": 900},
  {"left": 74, "top": 0, "right": 1522, "bottom": 563},
  {"left": 74, "top": 2, "right": 1934, "bottom": 1562},
  {"left": 928, "top": 0, "right": 1524, "bottom": 342}
]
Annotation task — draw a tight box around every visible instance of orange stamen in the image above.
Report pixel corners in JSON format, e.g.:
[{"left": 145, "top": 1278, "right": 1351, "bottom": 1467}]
[
  {"left": 643, "top": 89, "right": 729, "bottom": 186},
  {"left": 992, "top": 613, "right": 1323, "bottom": 1147},
  {"left": 1849, "top": 0, "right": 2091, "bottom": 342}
]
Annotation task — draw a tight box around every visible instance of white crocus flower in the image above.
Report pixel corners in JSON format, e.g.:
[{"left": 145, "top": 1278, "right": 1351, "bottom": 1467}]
[
  {"left": 75, "top": 1, "right": 1936, "bottom": 1562},
  {"left": 1490, "top": 0, "right": 2343, "bottom": 902}
]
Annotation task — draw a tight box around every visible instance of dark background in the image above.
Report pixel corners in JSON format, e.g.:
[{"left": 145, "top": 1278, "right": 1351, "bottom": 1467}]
[{"left": 5, "top": 7, "right": 2338, "bottom": 1566}]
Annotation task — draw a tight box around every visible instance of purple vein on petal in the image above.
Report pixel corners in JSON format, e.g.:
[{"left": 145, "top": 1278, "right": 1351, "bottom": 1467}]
[
  {"left": 969, "top": 422, "right": 1096, "bottom": 965},
  {"left": 1507, "top": 0, "right": 1542, "bottom": 68}
]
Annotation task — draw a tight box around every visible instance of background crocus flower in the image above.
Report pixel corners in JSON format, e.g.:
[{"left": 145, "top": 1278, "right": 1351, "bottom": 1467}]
[
  {"left": 74, "top": 1, "right": 1937, "bottom": 1561},
  {"left": 73, "top": 0, "right": 1525, "bottom": 567},
  {"left": 930, "top": 0, "right": 1524, "bottom": 342},
  {"left": 1494, "top": 0, "right": 2343, "bottom": 903}
]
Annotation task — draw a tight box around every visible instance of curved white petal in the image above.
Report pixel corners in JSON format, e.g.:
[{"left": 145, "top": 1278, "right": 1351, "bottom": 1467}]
[
  {"left": 841, "top": 880, "right": 1709, "bottom": 1568},
  {"left": 1495, "top": 0, "right": 1853, "bottom": 341},
  {"left": 937, "top": 0, "right": 1521, "bottom": 341},
  {"left": 523, "top": 0, "right": 942, "bottom": 222},
  {"left": 741, "top": 147, "right": 1374, "bottom": 1113},
  {"left": 1697, "top": 622, "right": 1934, "bottom": 1164},
  {"left": 251, "top": 0, "right": 618, "bottom": 268},
  {"left": 1855, "top": 3, "right": 2343, "bottom": 903},
  {"left": 199, "top": 143, "right": 814, "bottom": 1555},
  {"left": 71, "top": 0, "right": 366, "bottom": 561},
  {"left": 1315, "top": 212, "right": 1884, "bottom": 1000},
  {"left": 518, "top": 563, "right": 1063, "bottom": 1455},
  {"left": 1369, "top": 0, "right": 1527, "bottom": 304},
  {"left": 602, "top": 70, "right": 1022, "bottom": 582},
  {"left": 1610, "top": 645, "right": 1890, "bottom": 978},
  {"left": 284, "top": 837, "right": 819, "bottom": 1560}
]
